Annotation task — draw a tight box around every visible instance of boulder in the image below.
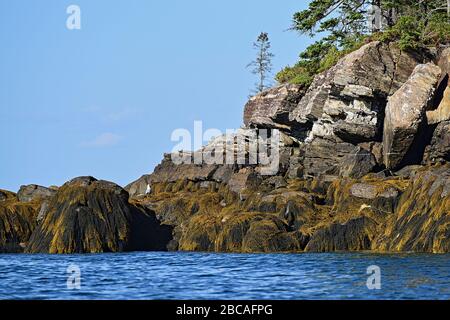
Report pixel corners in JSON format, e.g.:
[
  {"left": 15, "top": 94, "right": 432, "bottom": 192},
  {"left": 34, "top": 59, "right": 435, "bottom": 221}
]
[
  {"left": 36, "top": 201, "right": 50, "bottom": 223},
  {"left": 227, "top": 168, "right": 262, "bottom": 194},
  {"left": 423, "top": 120, "right": 450, "bottom": 163},
  {"left": 286, "top": 160, "right": 304, "bottom": 179},
  {"left": 383, "top": 63, "right": 442, "bottom": 170},
  {"left": 244, "top": 84, "right": 306, "bottom": 133},
  {"left": 17, "top": 184, "right": 56, "bottom": 203},
  {"left": 26, "top": 177, "right": 173, "bottom": 254},
  {"left": 303, "top": 138, "right": 358, "bottom": 177},
  {"left": 152, "top": 153, "right": 219, "bottom": 183},
  {"left": 338, "top": 147, "right": 377, "bottom": 179},
  {"left": 437, "top": 47, "right": 450, "bottom": 79},
  {"left": 394, "top": 165, "right": 423, "bottom": 179},
  {"left": 358, "top": 141, "right": 383, "bottom": 166},
  {"left": 262, "top": 176, "right": 287, "bottom": 189}
]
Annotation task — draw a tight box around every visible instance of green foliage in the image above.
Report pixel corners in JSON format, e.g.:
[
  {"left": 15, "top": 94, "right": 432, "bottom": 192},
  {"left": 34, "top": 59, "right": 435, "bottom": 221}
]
[
  {"left": 277, "top": 0, "right": 372, "bottom": 85},
  {"left": 276, "top": 37, "right": 368, "bottom": 86},
  {"left": 292, "top": 0, "right": 370, "bottom": 48},
  {"left": 423, "top": 13, "right": 450, "bottom": 45},
  {"left": 379, "top": 16, "right": 423, "bottom": 50},
  {"left": 379, "top": 13, "right": 450, "bottom": 50},
  {"left": 277, "top": 0, "right": 450, "bottom": 86},
  {"left": 275, "top": 64, "right": 313, "bottom": 86}
]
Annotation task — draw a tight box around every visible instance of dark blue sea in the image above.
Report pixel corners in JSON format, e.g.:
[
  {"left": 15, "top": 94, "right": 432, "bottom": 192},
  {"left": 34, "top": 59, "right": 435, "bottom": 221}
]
[{"left": 0, "top": 252, "right": 449, "bottom": 300}]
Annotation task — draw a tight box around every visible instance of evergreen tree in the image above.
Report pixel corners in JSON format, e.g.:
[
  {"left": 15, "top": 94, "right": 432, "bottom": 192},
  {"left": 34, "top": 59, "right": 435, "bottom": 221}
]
[
  {"left": 247, "top": 32, "right": 275, "bottom": 94},
  {"left": 291, "top": 0, "right": 372, "bottom": 50},
  {"left": 276, "top": 0, "right": 450, "bottom": 86}
]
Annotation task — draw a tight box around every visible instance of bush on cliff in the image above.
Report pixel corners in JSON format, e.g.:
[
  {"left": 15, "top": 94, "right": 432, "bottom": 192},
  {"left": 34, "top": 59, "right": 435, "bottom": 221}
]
[
  {"left": 378, "top": 14, "right": 450, "bottom": 50},
  {"left": 276, "top": 1, "right": 450, "bottom": 85}
]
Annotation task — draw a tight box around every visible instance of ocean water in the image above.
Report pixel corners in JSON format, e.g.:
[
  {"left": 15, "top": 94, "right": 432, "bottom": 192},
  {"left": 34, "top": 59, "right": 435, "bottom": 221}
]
[{"left": 0, "top": 252, "right": 449, "bottom": 300}]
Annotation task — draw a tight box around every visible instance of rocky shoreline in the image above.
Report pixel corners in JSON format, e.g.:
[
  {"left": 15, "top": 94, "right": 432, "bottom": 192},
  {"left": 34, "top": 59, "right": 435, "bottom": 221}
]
[{"left": 1, "top": 41, "right": 449, "bottom": 254}]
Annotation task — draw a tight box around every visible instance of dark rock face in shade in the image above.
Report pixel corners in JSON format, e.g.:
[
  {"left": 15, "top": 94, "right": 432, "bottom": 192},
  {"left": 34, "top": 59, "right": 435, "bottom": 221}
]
[
  {"left": 26, "top": 177, "right": 172, "bottom": 254},
  {"left": 338, "top": 147, "right": 377, "bottom": 179},
  {"left": 423, "top": 120, "right": 450, "bottom": 164}
]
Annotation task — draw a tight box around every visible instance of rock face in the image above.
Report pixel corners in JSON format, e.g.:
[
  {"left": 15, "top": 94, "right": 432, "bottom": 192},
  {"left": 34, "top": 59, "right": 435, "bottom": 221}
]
[
  {"left": 287, "top": 42, "right": 429, "bottom": 177},
  {"left": 26, "top": 177, "right": 172, "bottom": 254},
  {"left": 424, "top": 120, "right": 450, "bottom": 163},
  {"left": 427, "top": 48, "right": 450, "bottom": 124},
  {"left": 427, "top": 84, "right": 450, "bottom": 124},
  {"left": 17, "top": 184, "right": 56, "bottom": 203},
  {"left": 244, "top": 84, "right": 306, "bottom": 134},
  {"left": 291, "top": 41, "right": 425, "bottom": 127},
  {"left": 338, "top": 147, "right": 377, "bottom": 179},
  {"left": 383, "top": 63, "right": 441, "bottom": 170}
]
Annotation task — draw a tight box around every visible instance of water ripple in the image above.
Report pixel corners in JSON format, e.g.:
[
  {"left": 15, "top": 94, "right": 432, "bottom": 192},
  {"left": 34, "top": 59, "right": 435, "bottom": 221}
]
[{"left": 0, "top": 252, "right": 449, "bottom": 299}]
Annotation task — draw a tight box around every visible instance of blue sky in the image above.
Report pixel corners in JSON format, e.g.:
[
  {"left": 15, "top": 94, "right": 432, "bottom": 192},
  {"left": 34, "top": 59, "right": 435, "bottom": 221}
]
[{"left": 0, "top": 0, "right": 314, "bottom": 191}]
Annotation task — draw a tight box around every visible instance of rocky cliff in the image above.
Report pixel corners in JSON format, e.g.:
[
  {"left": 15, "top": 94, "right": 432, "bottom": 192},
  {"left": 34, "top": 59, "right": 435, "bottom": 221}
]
[
  {"left": 126, "top": 42, "right": 450, "bottom": 254},
  {"left": 1, "top": 41, "right": 449, "bottom": 254}
]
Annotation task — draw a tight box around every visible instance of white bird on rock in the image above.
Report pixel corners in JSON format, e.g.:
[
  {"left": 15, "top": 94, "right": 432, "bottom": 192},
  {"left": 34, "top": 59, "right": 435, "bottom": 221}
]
[{"left": 145, "top": 184, "right": 151, "bottom": 195}]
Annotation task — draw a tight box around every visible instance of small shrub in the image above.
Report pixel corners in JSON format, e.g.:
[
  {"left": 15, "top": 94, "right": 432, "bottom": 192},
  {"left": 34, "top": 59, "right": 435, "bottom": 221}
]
[{"left": 275, "top": 64, "right": 312, "bottom": 86}]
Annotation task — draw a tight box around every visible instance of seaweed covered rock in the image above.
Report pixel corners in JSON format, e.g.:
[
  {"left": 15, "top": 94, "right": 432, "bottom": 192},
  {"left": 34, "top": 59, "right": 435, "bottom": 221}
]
[
  {"left": 305, "top": 217, "right": 378, "bottom": 252},
  {"left": 179, "top": 212, "right": 309, "bottom": 253},
  {"left": 303, "top": 176, "right": 407, "bottom": 252},
  {"left": 327, "top": 177, "right": 407, "bottom": 218},
  {"left": 26, "top": 177, "right": 172, "bottom": 254},
  {"left": 121, "top": 41, "right": 450, "bottom": 254},
  {"left": 378, "top": 164, "right": 450, "bottom": 253},
  {"left": 0, "top": 190, "right": 39, "bottom": 253}
]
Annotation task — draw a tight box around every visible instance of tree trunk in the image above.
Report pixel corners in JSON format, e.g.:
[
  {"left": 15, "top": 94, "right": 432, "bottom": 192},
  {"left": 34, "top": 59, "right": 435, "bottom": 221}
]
[
  {"left": 371, "top": 0, "right": 382, "bottom": 32},
  {"left": 448, "top": 0, "right": 450, "bottom": 18}
]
